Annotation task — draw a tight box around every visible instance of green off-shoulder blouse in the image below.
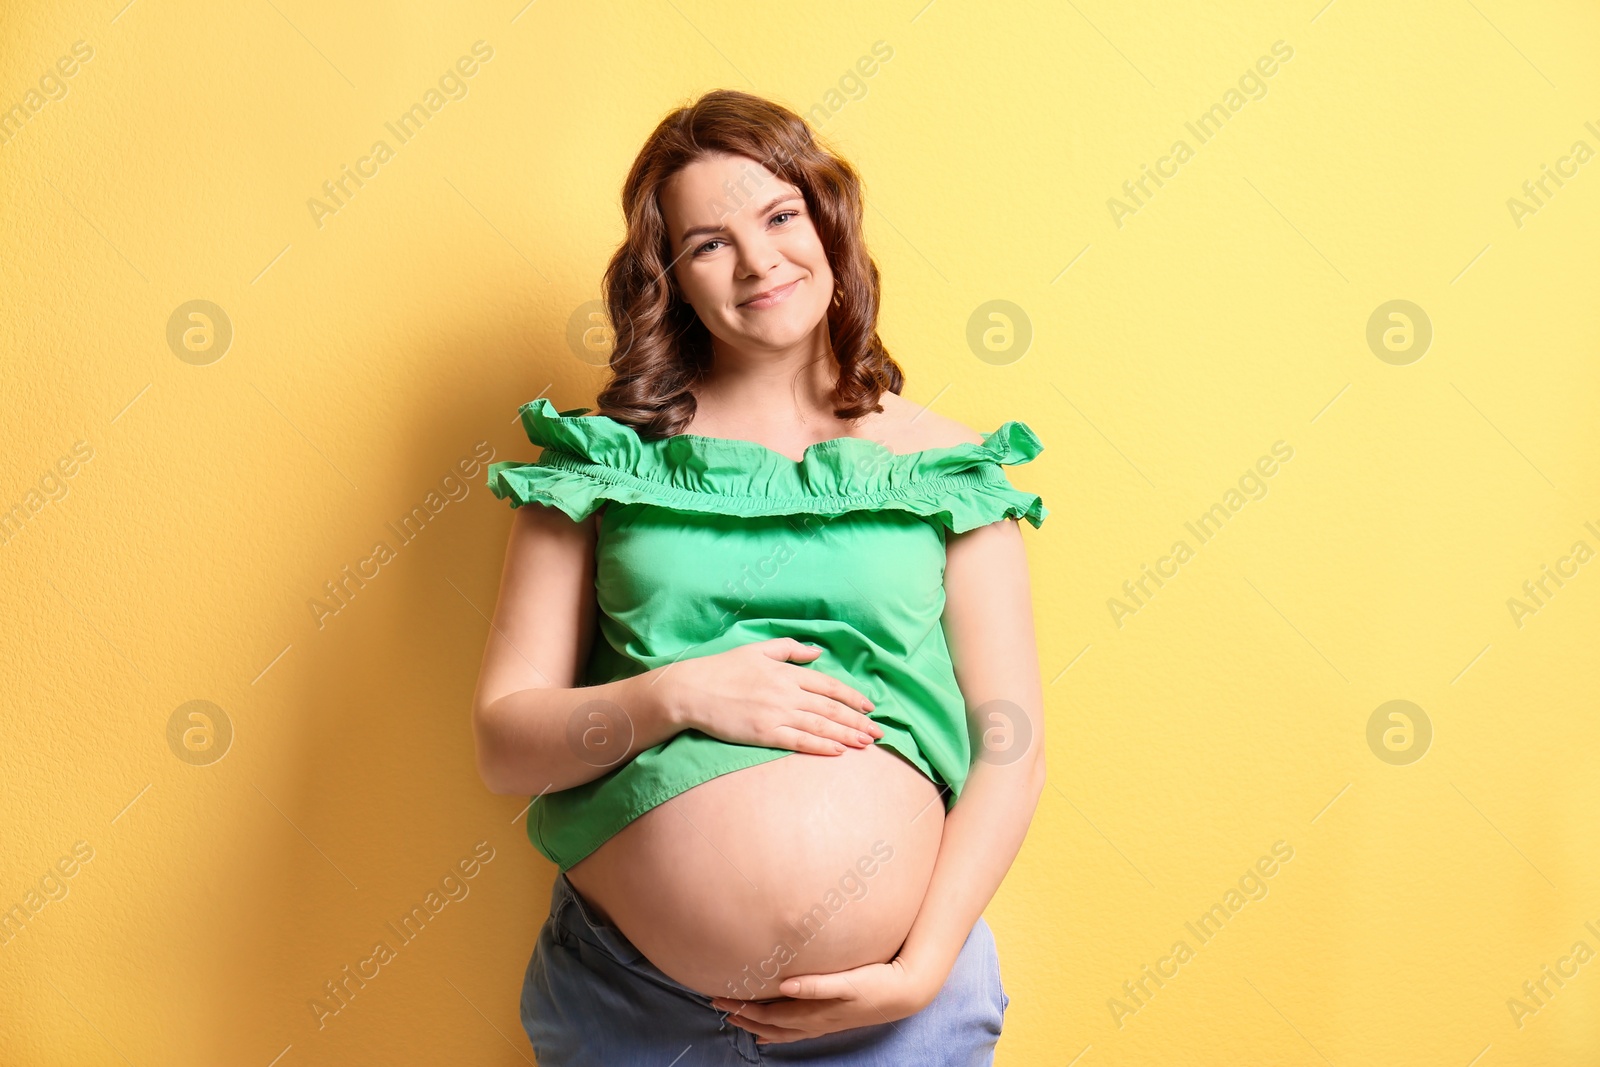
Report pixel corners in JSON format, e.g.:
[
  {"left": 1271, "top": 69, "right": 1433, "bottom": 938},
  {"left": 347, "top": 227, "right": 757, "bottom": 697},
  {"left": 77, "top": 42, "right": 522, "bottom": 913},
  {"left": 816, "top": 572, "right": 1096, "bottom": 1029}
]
[{"left": 487, "top": 396, "right": 1048, "bottom": 872}]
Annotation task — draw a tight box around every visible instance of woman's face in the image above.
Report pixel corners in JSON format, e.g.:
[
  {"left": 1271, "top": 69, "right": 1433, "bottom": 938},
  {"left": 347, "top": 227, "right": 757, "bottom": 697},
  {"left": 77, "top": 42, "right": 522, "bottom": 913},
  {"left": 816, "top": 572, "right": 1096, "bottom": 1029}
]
[{"left": 660, "top": 152, "right": 834, "bottom": 358}]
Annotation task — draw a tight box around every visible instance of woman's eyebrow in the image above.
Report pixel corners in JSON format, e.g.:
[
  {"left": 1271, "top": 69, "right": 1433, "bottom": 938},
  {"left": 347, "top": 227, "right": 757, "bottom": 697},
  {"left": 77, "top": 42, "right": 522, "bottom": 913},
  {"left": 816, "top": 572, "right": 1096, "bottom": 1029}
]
[{"left": 679, "top": 194, "right": 803, "bottom": 245}]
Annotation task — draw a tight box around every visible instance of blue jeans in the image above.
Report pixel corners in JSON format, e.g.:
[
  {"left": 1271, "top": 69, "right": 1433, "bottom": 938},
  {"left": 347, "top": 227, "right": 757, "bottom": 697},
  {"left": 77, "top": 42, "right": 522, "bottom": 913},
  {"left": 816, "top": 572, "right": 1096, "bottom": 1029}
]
[{"left": 520, "top": 872, "right": 1009, "bottom": 1065}]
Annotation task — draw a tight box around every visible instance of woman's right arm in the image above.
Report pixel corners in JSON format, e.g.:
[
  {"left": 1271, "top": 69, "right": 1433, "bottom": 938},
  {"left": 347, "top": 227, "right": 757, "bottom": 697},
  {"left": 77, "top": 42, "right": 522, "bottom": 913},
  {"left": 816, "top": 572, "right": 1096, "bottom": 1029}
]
[
  {"left": 473, "top": 497, "right": 885, "bottom": 796},
  {"left": 471, "top": 503, "right": 686, "bottom": 795}
]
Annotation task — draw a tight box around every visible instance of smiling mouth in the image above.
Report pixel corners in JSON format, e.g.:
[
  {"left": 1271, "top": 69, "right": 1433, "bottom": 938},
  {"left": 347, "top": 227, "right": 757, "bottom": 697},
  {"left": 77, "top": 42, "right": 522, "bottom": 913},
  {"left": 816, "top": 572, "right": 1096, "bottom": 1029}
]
[{"left": 739, "top": 279, "right": 800, "bottom": 308}]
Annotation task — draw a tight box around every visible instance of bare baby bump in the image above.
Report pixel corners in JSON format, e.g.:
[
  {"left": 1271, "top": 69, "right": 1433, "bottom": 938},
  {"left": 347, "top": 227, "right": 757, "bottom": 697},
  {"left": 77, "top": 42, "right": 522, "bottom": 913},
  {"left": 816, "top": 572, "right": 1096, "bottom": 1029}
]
[{"left": 565, "top": 742, "right": 946, "bottom": 1000}]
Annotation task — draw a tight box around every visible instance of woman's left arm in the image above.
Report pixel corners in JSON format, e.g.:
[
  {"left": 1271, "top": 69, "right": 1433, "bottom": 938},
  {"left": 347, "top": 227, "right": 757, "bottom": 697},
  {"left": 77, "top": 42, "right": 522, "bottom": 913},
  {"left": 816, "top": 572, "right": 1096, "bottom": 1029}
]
[
  {"left": 712, "top": 517, "right": 1047, "bottom": 1042},
  {"left": 896, "top": 514, "right": 1048, "bottom": 997}
]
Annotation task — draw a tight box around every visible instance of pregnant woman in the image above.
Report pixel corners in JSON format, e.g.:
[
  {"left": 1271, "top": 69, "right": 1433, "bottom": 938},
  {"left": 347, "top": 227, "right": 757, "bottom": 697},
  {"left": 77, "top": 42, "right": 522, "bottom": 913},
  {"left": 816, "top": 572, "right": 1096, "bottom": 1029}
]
[{"left": 472, "top": 89, "right": 1050, "bottom": 1065}]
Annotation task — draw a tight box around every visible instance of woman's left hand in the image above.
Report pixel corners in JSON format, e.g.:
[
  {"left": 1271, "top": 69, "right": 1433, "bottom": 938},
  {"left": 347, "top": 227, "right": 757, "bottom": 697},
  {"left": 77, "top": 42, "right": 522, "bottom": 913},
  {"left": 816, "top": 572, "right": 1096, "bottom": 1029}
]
[{"left": 709, "top": 955, "right": 943, "bottom": 1045}]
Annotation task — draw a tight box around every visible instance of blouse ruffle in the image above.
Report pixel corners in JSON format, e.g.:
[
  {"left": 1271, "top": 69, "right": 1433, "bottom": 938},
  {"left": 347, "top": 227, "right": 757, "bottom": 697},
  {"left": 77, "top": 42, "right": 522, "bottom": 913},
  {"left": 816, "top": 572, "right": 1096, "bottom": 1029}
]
[{"left": 487, "top": 396, "right": 1048, "bottom": 534}]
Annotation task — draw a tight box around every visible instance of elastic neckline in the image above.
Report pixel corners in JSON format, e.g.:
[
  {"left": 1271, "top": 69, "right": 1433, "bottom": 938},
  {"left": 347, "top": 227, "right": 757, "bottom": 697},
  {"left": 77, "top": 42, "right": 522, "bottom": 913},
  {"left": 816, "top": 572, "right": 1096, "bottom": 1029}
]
[
  {"left": 489, "top": 396, "right": 1049, "bottom": 532},
  {"left": 662, "top": 430, "right": 872, "bottom": 465},
  {"left": 522, "top": 396, "right": 1041, "bottom": 468}
]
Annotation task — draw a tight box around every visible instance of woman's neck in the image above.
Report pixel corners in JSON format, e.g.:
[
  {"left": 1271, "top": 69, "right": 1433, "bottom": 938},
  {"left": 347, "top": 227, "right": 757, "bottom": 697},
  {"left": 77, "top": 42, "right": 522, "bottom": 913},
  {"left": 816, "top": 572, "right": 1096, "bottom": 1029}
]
[{"left": 691, "top": 324, "right": 849, "bottom": 435}]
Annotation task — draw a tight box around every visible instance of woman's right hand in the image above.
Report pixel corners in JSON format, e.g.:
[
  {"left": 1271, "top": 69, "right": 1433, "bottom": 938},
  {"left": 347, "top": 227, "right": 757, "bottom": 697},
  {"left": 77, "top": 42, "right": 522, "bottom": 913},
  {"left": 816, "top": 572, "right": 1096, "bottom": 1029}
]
[{"left": 656, "top": 638, "right": 884, "bottom": 755}]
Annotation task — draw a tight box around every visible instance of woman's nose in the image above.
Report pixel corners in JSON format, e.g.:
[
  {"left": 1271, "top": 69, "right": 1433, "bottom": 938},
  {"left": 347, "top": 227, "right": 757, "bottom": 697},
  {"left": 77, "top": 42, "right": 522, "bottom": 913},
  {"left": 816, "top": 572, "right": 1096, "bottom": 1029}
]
[{"left": 733, "top": 233, "right": 782, "bottom": 277}]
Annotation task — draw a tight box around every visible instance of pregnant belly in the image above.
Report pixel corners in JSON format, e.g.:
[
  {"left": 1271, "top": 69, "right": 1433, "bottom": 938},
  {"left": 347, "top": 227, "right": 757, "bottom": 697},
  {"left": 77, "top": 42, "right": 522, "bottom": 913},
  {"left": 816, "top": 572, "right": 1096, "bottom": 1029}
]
[{"left": 564, "top": 741, "right": 946, "bottom": 1000}]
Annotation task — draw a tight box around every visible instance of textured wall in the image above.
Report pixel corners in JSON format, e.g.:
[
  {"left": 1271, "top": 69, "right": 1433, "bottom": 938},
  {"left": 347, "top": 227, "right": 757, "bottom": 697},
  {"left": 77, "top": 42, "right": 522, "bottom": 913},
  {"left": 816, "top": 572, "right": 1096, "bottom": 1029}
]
[{"left": 3, "top": 0, "right": 1599, "bottom": 1064}]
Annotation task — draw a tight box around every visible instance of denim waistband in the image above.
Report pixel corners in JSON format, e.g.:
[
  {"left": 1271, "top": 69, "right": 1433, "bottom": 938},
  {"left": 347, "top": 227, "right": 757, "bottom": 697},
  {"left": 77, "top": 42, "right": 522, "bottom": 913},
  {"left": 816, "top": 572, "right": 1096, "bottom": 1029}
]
[
  {"left": 548, "top": 872, "right": 727, "bottom": 1008},
  {"left": 557, "top": 871, "right": 704, "bottom": 969}
]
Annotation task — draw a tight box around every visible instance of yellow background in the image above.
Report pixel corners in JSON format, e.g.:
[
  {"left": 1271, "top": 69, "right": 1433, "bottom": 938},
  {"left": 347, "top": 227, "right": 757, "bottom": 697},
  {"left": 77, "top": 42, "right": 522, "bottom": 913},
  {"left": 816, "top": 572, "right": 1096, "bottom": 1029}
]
[{"left": 4, "top": 0, "right": 1599, "bottom": 1063}]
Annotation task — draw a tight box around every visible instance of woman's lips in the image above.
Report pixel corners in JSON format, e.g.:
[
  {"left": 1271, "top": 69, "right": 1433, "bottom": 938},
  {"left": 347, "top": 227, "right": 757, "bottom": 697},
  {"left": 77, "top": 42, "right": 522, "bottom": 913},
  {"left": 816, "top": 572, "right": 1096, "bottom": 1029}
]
[{"left": 739, "top": 279, "right": 800, "bottom": 309}]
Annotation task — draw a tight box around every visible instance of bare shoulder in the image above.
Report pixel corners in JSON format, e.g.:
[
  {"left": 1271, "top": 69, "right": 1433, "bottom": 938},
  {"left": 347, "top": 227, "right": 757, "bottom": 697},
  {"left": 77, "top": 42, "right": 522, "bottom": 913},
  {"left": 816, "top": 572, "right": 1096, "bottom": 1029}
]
[{"left": 870, "top": 392, "right": 987, "bottom": 453}]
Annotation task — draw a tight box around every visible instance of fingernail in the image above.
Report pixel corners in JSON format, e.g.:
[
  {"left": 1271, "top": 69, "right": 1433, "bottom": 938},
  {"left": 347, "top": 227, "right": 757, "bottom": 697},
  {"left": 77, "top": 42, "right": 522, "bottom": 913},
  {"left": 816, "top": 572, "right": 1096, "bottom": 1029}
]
[{"left": 857, "top": 732, "right": 871, "bottom": 744}]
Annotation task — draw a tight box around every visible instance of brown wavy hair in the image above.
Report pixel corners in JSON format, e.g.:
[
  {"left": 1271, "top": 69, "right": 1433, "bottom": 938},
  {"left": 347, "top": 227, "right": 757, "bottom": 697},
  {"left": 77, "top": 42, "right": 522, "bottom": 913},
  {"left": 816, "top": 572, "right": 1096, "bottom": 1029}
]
[{"left": 592, "top": 89, "right": 904, "bottom": 437}]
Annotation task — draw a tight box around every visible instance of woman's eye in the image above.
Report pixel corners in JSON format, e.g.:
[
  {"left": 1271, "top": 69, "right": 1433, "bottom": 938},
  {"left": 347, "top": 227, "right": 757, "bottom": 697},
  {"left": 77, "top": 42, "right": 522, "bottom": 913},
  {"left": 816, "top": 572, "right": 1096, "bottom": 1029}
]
[{"left": 691, "top": 212, "right": 797, "bottom": 256}]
